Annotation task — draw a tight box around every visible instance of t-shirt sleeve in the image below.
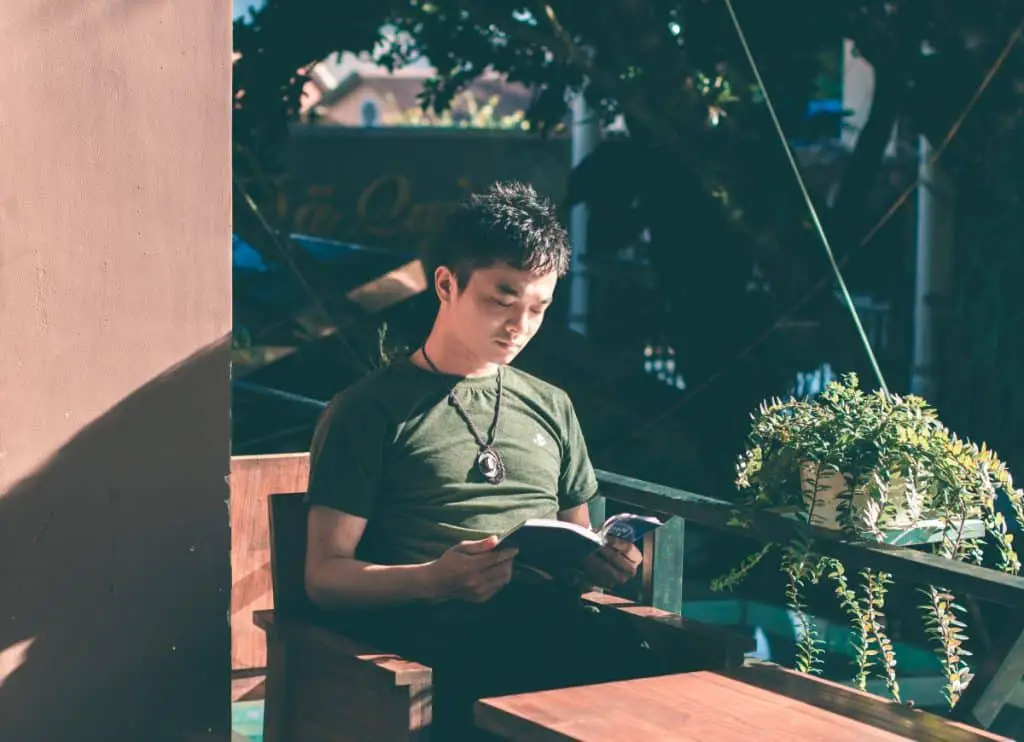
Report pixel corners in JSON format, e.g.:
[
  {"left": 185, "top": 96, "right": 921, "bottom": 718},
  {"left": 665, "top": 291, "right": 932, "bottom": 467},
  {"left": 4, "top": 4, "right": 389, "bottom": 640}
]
[
  {"left": 305, "top": 390, "right": 387, "bottom": 518},
  {"left": 557, "top": 396, "right": 599, "bottom": 512}
]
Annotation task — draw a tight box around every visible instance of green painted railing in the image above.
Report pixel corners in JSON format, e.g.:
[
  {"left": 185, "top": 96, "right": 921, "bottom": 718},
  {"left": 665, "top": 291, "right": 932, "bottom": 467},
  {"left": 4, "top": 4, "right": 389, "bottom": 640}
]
[{"left": 594, "top": 469, "right": 1024, "bottom": 732}]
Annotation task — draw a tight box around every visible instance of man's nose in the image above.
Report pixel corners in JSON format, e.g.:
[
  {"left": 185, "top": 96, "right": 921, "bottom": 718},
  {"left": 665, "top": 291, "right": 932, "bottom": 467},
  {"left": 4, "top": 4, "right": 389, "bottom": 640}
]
[{"left": 508, "top": 308, "right": 530, "bottom": 335}]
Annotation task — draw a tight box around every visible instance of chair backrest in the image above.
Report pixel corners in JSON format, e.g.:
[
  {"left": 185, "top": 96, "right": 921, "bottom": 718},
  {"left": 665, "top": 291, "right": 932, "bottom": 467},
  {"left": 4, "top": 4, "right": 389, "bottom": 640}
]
[{"left": 268, "top": 491, "right": 315, "bottom": 622}]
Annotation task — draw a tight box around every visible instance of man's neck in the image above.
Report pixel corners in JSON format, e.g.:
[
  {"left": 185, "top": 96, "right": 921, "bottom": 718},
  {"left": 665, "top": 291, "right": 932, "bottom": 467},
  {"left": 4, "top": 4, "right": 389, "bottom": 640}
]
[{"left": 414, "top": 330, "right": 498, "bottom": 378}]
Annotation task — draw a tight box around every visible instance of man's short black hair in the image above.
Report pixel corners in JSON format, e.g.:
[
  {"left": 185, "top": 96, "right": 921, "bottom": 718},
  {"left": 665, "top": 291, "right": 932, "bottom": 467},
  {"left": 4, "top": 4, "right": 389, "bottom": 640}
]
[{"left": 425, "top": 181, "right": 571, "bottom": 288}]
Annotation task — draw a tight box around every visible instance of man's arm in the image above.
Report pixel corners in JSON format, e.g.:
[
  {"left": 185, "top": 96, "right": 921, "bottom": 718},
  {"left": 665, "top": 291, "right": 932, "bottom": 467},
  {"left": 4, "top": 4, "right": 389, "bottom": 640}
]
[
  {"left": 305, "top": 505, "right": 437, "bottom": 607},
  {"left": 305, "top": 504, "right": 519, "bottom": 609},
  {"left": 557, "top": 502, "right": 591, "bottom": 528}
]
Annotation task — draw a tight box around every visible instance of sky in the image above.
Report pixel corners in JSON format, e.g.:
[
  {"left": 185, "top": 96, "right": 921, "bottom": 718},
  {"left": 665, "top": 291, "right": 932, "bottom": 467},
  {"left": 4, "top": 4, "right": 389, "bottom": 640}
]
[{"left": 233, "top": 0, "right": 264, "bottom": 19}]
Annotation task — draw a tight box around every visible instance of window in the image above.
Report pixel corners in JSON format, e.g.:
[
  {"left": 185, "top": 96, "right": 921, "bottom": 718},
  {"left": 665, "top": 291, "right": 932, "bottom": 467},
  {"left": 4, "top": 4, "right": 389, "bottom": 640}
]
[{"left": 360, "top": 100, "right": 379, "bottom": 127}]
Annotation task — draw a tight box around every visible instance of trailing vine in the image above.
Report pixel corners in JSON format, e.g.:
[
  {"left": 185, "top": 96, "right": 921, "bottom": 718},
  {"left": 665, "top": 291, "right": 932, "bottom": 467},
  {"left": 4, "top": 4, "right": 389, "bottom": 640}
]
[
  {"left": 714, "top": 374, "right": 1024, "bottom": 708},
  {"left": 861, "top": 569, "right": 901, "bottom": 704},
  {"left": 824, "top": 558, "right": 872, "bottom": 690},
  {"left": 781, "top": 538, "right": 826, "bottom": 674},
  {"left": 710, "top": 542, "right": 774, "bottom": 592},
  {"left": 920, "top": 585, "right": 971, "bottom": 708}
]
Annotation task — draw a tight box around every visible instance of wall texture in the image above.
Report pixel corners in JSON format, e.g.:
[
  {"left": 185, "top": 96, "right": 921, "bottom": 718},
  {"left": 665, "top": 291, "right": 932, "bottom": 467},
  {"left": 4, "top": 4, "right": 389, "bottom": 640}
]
[{"left": 0, "top": 2, "right": 231, "bottom": 740}]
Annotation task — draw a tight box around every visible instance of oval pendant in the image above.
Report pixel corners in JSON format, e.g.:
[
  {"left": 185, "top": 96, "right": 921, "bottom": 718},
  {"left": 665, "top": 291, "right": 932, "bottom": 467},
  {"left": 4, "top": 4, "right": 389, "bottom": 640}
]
[{"left": 477, "top": 447, "right": 506, "bottom": 485}]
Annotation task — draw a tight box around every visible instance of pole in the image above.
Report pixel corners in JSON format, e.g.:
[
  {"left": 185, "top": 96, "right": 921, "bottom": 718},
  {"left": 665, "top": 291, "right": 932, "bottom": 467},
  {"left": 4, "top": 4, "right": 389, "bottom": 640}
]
[
  {"left": 910, "top": 134, "right": 954, "bottom": 400},
  {"left": 568, "top": 89, "right": 600, "bottom": 336}
]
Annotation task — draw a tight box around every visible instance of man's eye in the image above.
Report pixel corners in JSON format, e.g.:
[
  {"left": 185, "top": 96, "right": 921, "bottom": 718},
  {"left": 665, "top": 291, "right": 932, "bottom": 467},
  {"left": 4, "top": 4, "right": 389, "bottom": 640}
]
[{"left": 492, "top": 298, "right": 514, "bottom": 308}]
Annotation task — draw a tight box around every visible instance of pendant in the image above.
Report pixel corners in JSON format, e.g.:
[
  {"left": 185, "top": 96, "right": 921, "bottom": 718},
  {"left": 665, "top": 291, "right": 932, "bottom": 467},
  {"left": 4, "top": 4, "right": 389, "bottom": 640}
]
[{"left": 477, "top": 446, "right": 506, "bottom": 485}]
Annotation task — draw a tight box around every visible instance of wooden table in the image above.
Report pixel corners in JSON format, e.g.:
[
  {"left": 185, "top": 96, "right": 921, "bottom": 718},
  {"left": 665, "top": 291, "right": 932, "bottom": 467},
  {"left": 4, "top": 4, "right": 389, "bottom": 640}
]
[{"left": 475, "top": 668, "right": 1013, "bottom": 741}]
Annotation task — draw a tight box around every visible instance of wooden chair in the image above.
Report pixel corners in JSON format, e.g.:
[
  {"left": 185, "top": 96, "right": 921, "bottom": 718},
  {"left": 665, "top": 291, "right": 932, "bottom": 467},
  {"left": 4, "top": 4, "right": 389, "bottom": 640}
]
[{"left": 256, "top": 492, "right": 755, "bottom": 742}]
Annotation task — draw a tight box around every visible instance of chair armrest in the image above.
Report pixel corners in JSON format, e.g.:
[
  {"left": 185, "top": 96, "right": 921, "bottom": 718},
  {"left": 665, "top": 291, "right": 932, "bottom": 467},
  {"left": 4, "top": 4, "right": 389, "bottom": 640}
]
[
  {"left": 253, "top": 609, "right": 432, "bottom": 688},
  {"left": 581, "top": 591, "right": 755, "bottom": 668}
]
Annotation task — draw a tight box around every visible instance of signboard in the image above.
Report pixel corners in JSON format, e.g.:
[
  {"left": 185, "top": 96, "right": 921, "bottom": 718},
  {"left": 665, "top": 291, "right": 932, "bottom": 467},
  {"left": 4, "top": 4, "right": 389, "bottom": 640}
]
[{"left": 238, "top": 126, "right": 572, "bottom": 254}]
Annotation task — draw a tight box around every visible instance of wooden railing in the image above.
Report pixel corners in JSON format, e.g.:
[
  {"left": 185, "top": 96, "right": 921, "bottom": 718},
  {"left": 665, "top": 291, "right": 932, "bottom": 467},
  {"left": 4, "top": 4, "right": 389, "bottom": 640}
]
[
  {"left": 230, "top": 452, "right": 311, "bottom": 674},
  {"left": 227, "top": 408, "right": 1024, "bottom": 730},
  {"left": 594, "top": 469, "right": 1024, "bottom": 732}
]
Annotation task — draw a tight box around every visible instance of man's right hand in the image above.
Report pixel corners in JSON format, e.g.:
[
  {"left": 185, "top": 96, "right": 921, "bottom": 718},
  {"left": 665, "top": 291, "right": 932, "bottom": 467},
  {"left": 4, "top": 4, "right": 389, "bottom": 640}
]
[{"left": 426, "top": 536, "right": 518, "bottom": 603}]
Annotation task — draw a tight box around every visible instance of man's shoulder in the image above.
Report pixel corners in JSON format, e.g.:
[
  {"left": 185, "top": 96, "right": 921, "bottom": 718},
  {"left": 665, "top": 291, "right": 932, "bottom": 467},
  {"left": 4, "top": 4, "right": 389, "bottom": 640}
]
[
  {"left": 504, "top": 365, "right": 573, "bottom": 408},
  {"left": 323, "top": 358, "right": 417, "bottom": 414}
]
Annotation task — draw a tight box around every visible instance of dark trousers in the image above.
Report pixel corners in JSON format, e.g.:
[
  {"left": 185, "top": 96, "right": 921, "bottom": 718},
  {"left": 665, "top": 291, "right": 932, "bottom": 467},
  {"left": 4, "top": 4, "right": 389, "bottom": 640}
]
[{"left": 337, "top": 581, "right": 665, "bottom": 740}]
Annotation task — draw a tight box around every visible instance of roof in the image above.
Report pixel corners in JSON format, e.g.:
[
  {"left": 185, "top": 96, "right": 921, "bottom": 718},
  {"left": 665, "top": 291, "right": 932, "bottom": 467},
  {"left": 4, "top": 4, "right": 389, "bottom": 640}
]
[{"left": 302, "top": 54, "right": 537, "bottom": 122}]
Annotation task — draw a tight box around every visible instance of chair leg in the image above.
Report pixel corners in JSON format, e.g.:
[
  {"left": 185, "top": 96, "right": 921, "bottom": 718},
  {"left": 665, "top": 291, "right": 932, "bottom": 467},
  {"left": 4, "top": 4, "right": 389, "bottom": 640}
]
[{"left": 262, "top": 632, "right": 289, "bottom": 742}]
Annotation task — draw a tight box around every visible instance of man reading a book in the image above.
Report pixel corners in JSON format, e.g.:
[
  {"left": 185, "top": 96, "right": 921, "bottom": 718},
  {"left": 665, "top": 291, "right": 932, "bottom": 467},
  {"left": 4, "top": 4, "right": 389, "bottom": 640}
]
[{"left": 304, "top": 181, "right": 659, "bottom": 738}]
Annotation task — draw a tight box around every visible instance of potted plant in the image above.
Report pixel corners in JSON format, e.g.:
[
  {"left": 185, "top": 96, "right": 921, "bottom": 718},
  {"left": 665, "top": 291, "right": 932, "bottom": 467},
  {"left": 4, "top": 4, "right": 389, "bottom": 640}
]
[{"left": 712, "top": 373, "right": 1024, "bottom": 707}]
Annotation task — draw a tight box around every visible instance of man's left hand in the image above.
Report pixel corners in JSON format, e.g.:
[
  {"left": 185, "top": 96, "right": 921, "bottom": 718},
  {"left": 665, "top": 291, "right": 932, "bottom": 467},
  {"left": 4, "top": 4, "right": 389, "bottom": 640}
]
[{"left": 580, "top": 536, "right": 641, "bottom": 589}]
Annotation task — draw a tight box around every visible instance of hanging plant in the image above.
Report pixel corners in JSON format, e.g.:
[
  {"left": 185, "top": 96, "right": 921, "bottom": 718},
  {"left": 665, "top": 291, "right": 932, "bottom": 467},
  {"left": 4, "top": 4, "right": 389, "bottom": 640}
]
[{"left": 712, "top": 373, "right": 1024, "bottom": 707}]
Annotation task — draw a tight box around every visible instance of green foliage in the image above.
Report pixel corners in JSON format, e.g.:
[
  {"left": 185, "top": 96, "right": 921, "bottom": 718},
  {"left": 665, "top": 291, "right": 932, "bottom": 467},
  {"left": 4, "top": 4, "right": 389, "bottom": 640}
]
[
  {"left": 715, "top": 373, "right": 1024, "bottom": 706},
  {"left": 387, "top": 91, "right": 529, "bottom": 129},
  {"left": 735, "top": 373, "right": 1024, "bottom": 546},
  {"left": 233, "top": 3, "right": 1024, "bottom": 704},
  {"left": 233, "top": 1, "right": 1024, "bottom": 496},
  {"left": 920, "top": 585, "right": 971, "bottom": 708},
  {"left": 781, "top": 538, "right": 826, "bottom": 675},
  {"left": 709, "top": 541, "right": 773, "bottom": 592},
  {"left": 824, "top": 558, "right": 872, "bottom": 690}
]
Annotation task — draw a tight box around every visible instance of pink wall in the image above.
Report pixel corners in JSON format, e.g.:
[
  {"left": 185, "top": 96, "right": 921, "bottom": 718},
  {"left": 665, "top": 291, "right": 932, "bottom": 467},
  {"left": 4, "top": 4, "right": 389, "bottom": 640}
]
[{"left": 0, "top": 2, "right": 231, "bottom": 740}]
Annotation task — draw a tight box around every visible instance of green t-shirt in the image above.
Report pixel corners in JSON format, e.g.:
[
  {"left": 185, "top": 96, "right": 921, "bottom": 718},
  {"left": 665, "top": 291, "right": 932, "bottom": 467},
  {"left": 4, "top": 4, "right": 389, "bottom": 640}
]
[{"left": 306, "top": 356, "right": 599, "bottom": 565}]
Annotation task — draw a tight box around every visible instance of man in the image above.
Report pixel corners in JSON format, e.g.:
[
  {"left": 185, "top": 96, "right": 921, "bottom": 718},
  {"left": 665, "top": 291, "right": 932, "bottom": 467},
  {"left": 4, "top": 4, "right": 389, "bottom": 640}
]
[{"left": 304, "top": 181, "right": 653, "bottom": 738}]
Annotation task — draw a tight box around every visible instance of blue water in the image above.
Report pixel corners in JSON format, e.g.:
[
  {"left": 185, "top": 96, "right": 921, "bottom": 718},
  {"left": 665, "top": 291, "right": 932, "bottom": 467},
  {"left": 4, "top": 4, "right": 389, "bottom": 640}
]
[{"left": 232, "top": 701, "right": 264, "bottom": 742}]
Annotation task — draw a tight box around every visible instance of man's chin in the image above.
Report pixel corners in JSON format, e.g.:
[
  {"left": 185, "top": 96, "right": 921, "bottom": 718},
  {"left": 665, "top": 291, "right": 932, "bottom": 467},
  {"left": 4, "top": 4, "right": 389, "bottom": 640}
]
[{"left": 492, "top": 341, "right": 523, "bottom": 363}]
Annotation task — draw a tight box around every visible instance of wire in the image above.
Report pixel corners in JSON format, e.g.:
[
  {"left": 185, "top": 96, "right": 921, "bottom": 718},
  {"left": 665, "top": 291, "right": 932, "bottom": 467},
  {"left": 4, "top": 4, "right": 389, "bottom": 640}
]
[
  {"left": 723, "top": 0, "right": 889, "bottom": 396},
  {"left": 857, "top": 19, "right": 1024, "bottom": 252},
  {"left": 233, "top": 174, "right": 371, "bottom": 373},
  {"left": 682, "top": 12, "right": 1024, "bottom": 403},
  {"left": 595, "top": 9, "right": 1024, "bottom": 453}
]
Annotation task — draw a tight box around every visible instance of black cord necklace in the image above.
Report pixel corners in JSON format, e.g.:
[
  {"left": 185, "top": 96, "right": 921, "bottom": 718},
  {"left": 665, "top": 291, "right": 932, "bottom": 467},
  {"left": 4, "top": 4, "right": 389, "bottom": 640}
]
[{"left": 420, "top": 345, "right": 507, "bottom": 485}]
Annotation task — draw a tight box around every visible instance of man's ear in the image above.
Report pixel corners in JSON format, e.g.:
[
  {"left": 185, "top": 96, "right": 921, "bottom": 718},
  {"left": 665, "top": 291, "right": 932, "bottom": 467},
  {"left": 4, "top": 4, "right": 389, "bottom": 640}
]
[{"left": 435, "top": 266, "right": 456, "bottom": 303}]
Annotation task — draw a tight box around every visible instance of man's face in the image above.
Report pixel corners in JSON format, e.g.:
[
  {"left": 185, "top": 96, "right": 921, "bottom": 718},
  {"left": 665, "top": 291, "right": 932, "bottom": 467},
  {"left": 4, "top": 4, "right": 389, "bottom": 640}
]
[{"left": 438, "top": 260, "right": 558, "bottom": 366}]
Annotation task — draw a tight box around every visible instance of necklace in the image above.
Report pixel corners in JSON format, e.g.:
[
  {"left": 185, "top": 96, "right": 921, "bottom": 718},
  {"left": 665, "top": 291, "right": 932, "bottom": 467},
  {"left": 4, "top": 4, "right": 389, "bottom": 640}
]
[{"left": 420, "top": 346, "right": 506, "bottom": 485}]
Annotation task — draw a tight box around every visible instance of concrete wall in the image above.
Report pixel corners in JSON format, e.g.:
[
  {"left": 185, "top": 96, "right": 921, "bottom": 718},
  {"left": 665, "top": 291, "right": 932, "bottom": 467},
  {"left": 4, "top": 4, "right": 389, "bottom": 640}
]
[
  {"left": 0, "top": 2, "right": 231, "bottom": 740},
  {"left": 842, "top": 38, "right": 899, "bottom": 156}
]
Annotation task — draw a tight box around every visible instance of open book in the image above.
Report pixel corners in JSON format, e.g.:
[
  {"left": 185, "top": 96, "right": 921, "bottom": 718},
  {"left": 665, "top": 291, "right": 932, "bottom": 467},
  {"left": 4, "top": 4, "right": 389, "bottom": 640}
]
[{"left": 497, "top": 513, "right": 664, "bottom": 577}]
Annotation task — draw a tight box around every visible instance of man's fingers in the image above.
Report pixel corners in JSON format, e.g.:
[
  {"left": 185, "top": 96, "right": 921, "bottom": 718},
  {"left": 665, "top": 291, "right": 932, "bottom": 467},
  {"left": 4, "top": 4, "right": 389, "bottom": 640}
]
[
  {"left": 457, "top": 535, "right": 501, "bottom": 554},
  {"left": 469, "top": 568, "right": 515, "bottom": 602},
  {"left": 479, "top": 555, "right": 517, "bottom": 580},
  {"left": 604, "top": 535, "right": 633, "bottom": 553},
  {"left": 604, "top": 538, "right": 642, "bottom": 567},
  {"left": 599, "top": 547, "right": 637, "bottom": 572},
  {"left": 476, "top": 546, "right": 518, "bottom": 567},
  {"left": 602, "top": 543, "right": 640, "bottom": 569},
  {"left": 586, "top": 548, "right": 638, "bottom": 586},
  {"left": 585, "top": 554, "right": 622, "bottom": 586}
]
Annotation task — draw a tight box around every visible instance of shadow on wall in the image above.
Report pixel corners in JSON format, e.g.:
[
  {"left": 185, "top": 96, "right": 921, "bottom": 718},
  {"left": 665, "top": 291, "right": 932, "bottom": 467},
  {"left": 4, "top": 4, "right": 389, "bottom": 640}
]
[{"left": 0, "top": 340, "right": 232, "bottom": 742}]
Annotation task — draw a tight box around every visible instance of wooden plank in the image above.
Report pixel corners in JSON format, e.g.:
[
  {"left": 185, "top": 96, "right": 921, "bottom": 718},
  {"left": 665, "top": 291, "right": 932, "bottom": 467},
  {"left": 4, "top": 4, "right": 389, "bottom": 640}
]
[
  {"left": 587, "top": 494, "right": 606, "bottom": 534},
  {"left": 253, "top": 610, "right": 433, "bottom": 688},
  {"left": 773, "top": 508, "right": 986, "bottom": 546},
  {"left": 475, "top": 671, "right": 902, "bottom": 741},
  {"left": 732, "top": 663, "right": 1012, "bottom": 741},
  {"left": 230, "top": 452, "right": 311, "bottom": 671},
  {"left": 597, "top": 470, "right": 1024, "bottom": 609},
  {"left": 956, "top": 617, "right": 1024, "bottom": 730},
  {"left": 231, "top": 675, "right": 266, "bottom": 702},
  {"left": 475, "top": 670, "right": 1012, "bottom": 742},
  {"left": 640, "top": 518, "right": 685, "bottom": 613},
  {"left": 582, "top": 591, "right": 753, "bottom": 669},
  {"left": 650, "top": 517, "right": 685, "bottom": 614}
]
